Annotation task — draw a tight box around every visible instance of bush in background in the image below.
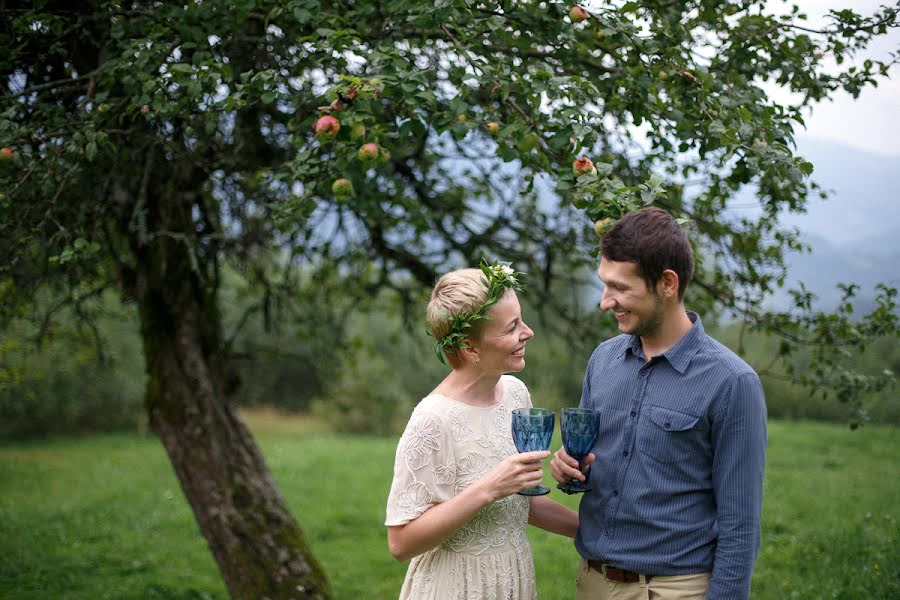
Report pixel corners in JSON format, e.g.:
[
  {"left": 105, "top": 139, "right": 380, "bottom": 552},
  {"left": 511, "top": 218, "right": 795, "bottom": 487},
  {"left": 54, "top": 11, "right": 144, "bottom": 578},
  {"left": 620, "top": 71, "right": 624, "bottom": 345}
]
[{"left": 0, "top": 295, "right": 145, "bottom": 439}]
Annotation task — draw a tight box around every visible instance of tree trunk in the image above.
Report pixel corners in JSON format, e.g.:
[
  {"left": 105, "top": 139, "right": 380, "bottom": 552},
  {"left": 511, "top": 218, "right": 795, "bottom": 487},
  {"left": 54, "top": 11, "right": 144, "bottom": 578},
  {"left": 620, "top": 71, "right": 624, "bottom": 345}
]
[{"left": 130, "top": 198, "right": 331, "bottom": 599}]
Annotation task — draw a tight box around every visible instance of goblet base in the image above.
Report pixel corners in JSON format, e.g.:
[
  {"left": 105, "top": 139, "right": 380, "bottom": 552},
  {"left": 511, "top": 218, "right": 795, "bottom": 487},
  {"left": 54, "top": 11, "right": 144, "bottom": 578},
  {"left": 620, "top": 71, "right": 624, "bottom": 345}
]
[
  {"left": 556, "top": 481, "right": 592, "bottom": 495},
  {"left": 517, "top": 485, "right": 551, "bottom": 496}
]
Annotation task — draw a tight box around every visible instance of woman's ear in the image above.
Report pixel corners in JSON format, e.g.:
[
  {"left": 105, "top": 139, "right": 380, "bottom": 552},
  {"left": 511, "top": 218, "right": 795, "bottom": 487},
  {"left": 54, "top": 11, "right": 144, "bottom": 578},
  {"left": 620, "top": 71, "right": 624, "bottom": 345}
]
[{"left": 460, "top": 340, "right": 480, "bottom": 365}]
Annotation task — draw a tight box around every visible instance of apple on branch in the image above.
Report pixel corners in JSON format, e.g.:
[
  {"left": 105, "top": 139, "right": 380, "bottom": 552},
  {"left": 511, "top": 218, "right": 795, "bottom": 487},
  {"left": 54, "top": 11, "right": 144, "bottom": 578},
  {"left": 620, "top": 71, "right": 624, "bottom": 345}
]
[
  {"left": 570, "top": 6, "right": 590, "bottom": 23},
  {"left": 594, "top": 218, "right": 612, "bottom": 237},
  {"left": 357, "top": 143, "right": 379, "bottom": 162},
  {"left": 350, "top": 123, "right": 366, "bottom": 141},
  {"left": 314, "top": 115, "right": 340, "bottom": 139},
  {"left": 573, "top": 156, "right": 597, "bottom": 177},
  {"left": 331, "top": 178, "right": 355, "bottom": 198}
]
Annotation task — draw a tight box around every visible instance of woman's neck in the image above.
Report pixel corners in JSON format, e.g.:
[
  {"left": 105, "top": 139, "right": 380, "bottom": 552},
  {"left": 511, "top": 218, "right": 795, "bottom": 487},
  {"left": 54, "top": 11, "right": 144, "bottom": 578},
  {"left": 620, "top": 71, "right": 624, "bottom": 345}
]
[{"left": 434, "top": 368, "right": 503, "bottom": 407}]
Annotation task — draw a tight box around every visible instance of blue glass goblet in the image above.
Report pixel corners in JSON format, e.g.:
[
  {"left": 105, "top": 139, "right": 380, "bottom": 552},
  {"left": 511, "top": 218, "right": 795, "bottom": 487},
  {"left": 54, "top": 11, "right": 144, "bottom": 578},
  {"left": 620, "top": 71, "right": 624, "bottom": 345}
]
[
  {"left": 511, "top": 407, "right": 555, "bottom": 496},
  {"left": 557, "top": 407, "right": 601, "bottom": 494}
]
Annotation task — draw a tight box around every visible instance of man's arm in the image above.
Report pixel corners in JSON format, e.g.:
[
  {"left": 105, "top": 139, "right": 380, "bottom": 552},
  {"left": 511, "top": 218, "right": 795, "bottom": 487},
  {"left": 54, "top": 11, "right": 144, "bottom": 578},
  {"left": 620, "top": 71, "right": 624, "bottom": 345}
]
[{"left": 708, "top": 372, "right": 767, "bottom": 599}]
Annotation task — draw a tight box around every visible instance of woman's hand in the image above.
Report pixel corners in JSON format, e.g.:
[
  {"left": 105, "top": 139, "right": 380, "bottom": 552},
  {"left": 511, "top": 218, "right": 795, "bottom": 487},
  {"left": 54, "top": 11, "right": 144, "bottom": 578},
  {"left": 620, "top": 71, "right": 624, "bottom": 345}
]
[
  {"left": 550, "top": 446, "right": 595, "bottom": 485},
  {"left": 388, "top": 449, "right": 551, "bottom": 561},
  {"left": 475, "top": 450, "right": 550, "bottom": 501}
]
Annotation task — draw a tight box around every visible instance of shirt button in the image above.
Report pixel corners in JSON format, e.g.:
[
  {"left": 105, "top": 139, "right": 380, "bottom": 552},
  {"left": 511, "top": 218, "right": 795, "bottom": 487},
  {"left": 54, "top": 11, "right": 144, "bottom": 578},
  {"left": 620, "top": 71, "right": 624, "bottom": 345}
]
[
  {"left": 630, "top": 410, "right": 636, "bottom": 417},
  {"left": 604, "top": 530, "right": 609, "bottom": 536},
  {"left": 612, "top": 489, "right": 619, "bottom": 496},
  {"left": 623, "top": 450, "right": 629, "bottom": 457},
  {"left": 664, "top": 422, "right": 671, "bottom": 429}
]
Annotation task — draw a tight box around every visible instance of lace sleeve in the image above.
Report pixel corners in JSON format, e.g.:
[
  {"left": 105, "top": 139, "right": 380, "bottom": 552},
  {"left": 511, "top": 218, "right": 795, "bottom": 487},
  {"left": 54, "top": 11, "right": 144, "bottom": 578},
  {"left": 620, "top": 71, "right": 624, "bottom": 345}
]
[
  {"left": 385, "top": 406, "right": 454, "bottom": 526},
  {"left": 503, "top": 375, "right": 533, "bottom": 410}
]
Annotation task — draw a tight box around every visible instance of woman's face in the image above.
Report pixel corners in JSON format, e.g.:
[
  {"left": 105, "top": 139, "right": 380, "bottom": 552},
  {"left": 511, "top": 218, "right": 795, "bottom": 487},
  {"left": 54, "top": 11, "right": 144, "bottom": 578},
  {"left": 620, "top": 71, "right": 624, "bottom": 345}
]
[{"left": 473, "top": 290, "right": 534, "bottom": 374}]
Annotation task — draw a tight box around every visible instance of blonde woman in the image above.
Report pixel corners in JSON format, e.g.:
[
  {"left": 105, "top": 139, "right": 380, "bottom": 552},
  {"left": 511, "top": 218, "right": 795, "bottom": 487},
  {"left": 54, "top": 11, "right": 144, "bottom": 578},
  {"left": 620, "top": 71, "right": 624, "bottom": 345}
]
[{"left": 386, "top": 261, "right": 578, "bottom": 599}]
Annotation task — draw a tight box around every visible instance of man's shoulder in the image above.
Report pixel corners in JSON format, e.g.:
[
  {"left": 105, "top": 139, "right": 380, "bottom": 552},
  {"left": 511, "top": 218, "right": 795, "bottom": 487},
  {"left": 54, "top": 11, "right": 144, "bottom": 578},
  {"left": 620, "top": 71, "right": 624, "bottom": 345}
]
[
  {"left": 591, "top": 333, "right": 632, "bottom": 355},
  {"left": 695, "top": 333, "right": 757, "bottom": 378},
  {"left": 586, "top": 333, "right": 632, "bottom": 367}
]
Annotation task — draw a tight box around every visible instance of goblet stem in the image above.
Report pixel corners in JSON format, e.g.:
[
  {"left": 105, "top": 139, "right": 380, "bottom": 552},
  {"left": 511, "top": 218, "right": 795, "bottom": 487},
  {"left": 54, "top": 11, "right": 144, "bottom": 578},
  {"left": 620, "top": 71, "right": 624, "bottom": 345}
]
[{"left": 556, "top": 459, "right": 591, "bottom": 494}]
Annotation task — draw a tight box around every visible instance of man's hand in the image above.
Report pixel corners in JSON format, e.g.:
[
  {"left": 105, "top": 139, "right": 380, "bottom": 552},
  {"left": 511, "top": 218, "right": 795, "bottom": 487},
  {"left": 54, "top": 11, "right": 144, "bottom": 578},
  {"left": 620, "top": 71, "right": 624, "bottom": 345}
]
[{"left": 550, "top": 446, "right": 596, "bottom": 484}]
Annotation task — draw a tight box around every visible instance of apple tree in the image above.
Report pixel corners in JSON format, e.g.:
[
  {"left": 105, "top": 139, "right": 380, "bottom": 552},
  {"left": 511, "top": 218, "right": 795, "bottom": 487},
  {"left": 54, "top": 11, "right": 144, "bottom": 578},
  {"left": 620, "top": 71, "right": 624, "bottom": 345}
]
[{"left": 1, "top": 1, "right": 897, "bottom": 597}]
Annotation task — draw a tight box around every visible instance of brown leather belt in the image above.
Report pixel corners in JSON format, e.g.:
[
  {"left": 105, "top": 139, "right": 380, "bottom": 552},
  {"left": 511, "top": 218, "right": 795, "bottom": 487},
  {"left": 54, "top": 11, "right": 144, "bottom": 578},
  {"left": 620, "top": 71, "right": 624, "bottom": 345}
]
[{"left": 587, "top": 559, "right": 652, "bottom": 583}]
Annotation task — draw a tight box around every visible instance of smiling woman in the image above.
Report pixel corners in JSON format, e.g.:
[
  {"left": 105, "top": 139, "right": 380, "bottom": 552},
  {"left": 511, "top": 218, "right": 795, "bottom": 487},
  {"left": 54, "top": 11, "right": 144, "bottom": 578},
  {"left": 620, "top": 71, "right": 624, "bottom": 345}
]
[{"left": 384, "top": 262, "right": 579, "bottom": 599}]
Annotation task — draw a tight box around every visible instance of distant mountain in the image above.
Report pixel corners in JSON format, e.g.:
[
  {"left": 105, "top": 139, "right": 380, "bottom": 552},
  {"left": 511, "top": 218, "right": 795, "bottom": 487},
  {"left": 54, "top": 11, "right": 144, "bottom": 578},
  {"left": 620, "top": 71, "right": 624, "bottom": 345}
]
[
  {"left": 755, "top": 138, "right": 900, "bottom": 310},
  {"left": 780, "top": 137, "right": 900, "bottom": 249},
  {"left": 769, "top": 233, "right": 898, "bottom": 311}
]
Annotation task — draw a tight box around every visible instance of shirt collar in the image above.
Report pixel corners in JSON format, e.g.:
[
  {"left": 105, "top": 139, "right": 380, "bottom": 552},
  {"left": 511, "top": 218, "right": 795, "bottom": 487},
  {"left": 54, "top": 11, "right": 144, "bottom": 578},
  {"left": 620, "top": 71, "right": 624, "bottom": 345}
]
[{"left": 619, "top": 311, "right": 705, "bottom": 374}]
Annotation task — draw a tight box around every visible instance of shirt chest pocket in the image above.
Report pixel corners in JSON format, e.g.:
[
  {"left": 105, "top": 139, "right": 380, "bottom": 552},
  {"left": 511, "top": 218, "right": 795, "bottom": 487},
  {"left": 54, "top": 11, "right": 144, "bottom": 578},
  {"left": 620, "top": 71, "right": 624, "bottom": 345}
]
[{"left": 638, "top": 405, "right": 702, "bottom": 464}]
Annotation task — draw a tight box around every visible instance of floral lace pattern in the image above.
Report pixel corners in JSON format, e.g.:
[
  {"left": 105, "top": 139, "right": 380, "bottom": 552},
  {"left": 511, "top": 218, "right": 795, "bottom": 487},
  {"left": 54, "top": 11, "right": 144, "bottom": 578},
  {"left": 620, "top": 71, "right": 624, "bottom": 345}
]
[{"left": 386, "top": 375, "right": 536, "bottom": 600}]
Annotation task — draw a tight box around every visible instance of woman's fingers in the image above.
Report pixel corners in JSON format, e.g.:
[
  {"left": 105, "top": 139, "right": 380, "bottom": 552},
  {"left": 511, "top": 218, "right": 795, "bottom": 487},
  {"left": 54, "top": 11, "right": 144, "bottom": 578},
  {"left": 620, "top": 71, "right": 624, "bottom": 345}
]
[{"left": 515, "top": 450, "right": 550, "bottom": 462}]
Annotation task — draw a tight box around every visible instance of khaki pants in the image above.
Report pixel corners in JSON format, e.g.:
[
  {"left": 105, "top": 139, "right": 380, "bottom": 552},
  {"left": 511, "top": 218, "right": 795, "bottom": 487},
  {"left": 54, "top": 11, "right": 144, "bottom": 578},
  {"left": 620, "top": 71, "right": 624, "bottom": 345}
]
[{"left": 575, "top": 559, "right": 710, "bottom": 600}]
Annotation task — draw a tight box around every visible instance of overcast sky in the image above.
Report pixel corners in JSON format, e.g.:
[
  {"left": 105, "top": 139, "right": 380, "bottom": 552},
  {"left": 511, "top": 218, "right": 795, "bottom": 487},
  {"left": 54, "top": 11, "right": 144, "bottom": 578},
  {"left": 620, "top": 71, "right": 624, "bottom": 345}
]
[{"left": 773, "top": 0, "right": 899, "bottom": 156}]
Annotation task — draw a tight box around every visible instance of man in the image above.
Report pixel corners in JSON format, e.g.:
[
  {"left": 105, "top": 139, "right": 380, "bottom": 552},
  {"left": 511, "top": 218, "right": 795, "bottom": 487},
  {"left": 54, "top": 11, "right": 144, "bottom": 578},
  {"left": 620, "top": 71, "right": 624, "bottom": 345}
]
[{"left": 551, "top": 207, "right": 767, "bottom": 600}]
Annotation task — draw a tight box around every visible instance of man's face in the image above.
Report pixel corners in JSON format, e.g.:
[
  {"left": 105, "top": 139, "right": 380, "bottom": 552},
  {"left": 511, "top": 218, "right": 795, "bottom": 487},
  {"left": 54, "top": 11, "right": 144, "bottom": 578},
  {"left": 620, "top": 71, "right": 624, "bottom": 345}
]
[{"left": 597, "top": 259, "right": 665, "bottom": 338}]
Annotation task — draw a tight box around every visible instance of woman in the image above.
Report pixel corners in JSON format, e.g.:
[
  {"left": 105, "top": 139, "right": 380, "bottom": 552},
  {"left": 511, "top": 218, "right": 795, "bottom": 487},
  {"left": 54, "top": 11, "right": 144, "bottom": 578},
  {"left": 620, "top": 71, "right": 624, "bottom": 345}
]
[{"left": 385, "top": 261, "right": 579, "bottom": 599}]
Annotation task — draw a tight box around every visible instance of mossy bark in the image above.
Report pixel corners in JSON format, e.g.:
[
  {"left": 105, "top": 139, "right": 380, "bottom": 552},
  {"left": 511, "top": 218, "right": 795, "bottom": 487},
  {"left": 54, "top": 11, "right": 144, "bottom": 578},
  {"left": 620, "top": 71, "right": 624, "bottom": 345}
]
[{"left": 126, "top": 171, "right": 330, "bottom": 599}]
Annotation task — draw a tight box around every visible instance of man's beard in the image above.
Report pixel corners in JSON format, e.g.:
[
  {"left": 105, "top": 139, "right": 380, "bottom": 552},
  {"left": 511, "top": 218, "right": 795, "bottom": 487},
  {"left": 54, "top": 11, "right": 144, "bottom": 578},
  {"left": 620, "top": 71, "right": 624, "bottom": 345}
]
[{"left": 629, "top": 292, "right": 666, "bottom": 339}]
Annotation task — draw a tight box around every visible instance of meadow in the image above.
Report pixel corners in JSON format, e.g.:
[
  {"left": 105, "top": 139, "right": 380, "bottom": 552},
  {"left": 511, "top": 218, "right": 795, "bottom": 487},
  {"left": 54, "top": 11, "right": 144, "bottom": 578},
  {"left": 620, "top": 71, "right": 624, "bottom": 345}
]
[{"left": 1, "top": 413, "right": 897, "bottom": 599}]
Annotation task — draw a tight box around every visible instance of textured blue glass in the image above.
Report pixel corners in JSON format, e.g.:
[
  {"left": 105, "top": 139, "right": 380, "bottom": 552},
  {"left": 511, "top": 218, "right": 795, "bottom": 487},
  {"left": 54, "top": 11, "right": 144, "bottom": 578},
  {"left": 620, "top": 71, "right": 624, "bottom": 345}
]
[
  {"left": 561, "top": 408, "right": 601, "bottom": 460},
  {"left": 557, "top": 407, "right": 601, "bottom": 494},
  {"left": 511, "top": 408, "right": 554, "bottom": 452},
  {"left": 511, "top": 408, "right": 554, "bottom": 496}
]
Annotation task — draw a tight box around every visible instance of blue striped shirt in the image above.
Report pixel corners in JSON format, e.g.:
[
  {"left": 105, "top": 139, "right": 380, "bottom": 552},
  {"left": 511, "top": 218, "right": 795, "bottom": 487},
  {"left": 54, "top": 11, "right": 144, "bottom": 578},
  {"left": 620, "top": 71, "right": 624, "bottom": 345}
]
[{"left": 575, "top": 312, "right": 767, "bottom": 600}]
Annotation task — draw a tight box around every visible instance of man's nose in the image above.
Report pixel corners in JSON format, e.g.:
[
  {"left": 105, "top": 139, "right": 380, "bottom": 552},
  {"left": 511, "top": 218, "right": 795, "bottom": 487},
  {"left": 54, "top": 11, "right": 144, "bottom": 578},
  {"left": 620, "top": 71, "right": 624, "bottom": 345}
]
[{"left": 600, "top": 288, "right": 614, "bottom": 311}]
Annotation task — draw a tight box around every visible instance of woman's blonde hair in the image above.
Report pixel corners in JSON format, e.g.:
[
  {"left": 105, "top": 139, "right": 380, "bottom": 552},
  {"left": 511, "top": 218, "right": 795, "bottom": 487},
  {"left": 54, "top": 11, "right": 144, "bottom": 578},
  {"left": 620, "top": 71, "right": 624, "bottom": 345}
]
[{"left": 426, "top": 268, "right": 489, "bottom": 359}]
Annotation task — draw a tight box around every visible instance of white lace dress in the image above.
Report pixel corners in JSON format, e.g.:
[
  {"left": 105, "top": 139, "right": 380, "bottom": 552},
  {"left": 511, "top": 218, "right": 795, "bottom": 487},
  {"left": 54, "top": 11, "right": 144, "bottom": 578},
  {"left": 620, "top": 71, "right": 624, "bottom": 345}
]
[{"left": 385, "top": 375, "right": 536, "bottom": 600}]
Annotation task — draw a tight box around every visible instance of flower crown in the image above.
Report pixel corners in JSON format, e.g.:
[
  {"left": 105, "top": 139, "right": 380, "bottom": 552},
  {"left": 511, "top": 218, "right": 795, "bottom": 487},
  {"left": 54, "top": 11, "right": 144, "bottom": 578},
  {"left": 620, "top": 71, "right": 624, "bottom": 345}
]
[{"left": 429, "top": 259, "right": 525, "bottom": 365}]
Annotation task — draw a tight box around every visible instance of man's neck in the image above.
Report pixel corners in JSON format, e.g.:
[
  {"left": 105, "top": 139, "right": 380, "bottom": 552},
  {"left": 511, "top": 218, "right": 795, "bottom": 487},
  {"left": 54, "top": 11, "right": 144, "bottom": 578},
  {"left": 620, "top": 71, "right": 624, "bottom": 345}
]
[{"left": 640, "top": 307, "right": 693, "bottom": 360}]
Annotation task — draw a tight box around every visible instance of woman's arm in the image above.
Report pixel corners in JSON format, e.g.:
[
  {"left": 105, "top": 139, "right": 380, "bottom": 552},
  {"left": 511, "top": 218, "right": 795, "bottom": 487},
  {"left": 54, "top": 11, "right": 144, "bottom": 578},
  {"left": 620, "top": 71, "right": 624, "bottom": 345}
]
[
  {"left": 387, "top": 450, "right": 550, "bottom": 561},
  {"left": 528, "top": 496, "right": 579, "bottom": 538}
]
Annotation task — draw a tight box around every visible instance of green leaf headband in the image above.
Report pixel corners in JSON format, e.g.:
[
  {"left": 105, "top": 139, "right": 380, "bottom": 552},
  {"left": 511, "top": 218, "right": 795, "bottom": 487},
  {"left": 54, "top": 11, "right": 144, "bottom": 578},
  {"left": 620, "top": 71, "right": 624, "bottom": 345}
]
[{"left": 429, "top": 258, "right": 525, "bottom": 365}]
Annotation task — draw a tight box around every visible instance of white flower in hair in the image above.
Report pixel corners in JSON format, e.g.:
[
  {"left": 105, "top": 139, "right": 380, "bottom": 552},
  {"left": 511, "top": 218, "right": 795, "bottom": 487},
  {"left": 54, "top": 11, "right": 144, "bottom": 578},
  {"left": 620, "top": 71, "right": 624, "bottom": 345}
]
[{"left": 428, "top": 259, "right": 525, "bottom": 364}]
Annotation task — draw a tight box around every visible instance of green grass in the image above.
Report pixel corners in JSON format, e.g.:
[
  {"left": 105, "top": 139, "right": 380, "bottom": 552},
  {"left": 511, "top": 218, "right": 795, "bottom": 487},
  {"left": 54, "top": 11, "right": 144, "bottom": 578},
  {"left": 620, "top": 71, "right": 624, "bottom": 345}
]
[{"left": 1, "top": 418, "right": 897, "bottom": 599}]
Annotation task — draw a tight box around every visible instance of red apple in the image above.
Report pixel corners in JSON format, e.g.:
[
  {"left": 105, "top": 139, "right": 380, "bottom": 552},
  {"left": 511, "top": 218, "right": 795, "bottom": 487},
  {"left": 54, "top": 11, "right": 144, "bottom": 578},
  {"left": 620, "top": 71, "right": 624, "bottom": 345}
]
[
  {"left": 570, "top": 6, "right": 590, "bottom": 23},
  {"left": 314, "top": 115, "right": 341, "bottom": 138},
  {"left": 0, "top": 147, "right": 12, "bottom": 161},
  {"left": 357, "top": 143, "right": 379, "bottom": 162},
  {"left": 331, "top": 178, "right": 355, "bottom": 198},
  {"left": 573, "top": 156, "right": 597, "bottom": 177}
]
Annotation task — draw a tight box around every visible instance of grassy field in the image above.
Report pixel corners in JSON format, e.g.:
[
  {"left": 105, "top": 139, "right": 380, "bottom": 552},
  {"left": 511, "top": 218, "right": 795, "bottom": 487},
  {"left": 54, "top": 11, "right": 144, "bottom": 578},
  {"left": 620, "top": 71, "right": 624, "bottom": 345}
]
[{"left": 1, "top": 414, "right": 897, "bottom": 599}]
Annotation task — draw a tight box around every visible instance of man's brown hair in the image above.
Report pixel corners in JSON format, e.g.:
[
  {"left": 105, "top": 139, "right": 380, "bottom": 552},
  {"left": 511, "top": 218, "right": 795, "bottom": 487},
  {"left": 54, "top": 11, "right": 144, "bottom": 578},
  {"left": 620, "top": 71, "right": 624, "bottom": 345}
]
[{"left": 600, "top": 207, "right": 693, "bottom": 300}]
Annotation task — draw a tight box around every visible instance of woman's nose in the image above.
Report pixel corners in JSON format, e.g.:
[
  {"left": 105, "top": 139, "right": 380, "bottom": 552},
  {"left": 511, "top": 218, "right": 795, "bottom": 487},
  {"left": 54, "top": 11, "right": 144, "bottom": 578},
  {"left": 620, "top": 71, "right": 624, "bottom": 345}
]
[{"left": 522, "top": 323, "right": 534, "bottom": 340}]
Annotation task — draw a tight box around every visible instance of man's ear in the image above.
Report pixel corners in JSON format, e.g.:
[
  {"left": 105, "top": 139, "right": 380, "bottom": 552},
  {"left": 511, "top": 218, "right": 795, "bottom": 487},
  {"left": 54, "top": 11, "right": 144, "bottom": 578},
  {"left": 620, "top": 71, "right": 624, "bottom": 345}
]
[{"left": 658, "top": 269, "right": 680, "bottom": 299}]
